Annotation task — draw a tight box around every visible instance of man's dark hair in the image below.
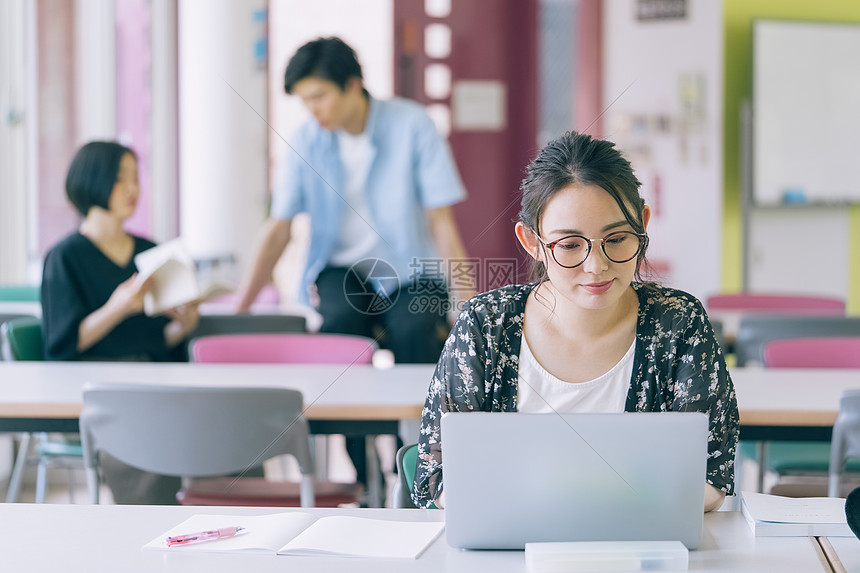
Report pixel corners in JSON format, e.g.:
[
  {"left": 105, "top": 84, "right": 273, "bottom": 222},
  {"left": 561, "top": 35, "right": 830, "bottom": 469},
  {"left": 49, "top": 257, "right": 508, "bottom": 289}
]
[
  {"left": 65, "top": 141, "right": 136, "bottom": 217},
  {"left": 284, "top": 36, "right": 366, "bottom": 95}
]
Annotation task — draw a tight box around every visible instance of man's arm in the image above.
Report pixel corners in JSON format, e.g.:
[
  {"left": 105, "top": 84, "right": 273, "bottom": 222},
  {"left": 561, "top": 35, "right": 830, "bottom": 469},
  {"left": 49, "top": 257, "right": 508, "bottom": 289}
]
[
  {"left": 426, "top": 206, "right": 475, "bottom": 304},
  {"left": 234, "top": 218, "right": 292, "bottom": 313}
]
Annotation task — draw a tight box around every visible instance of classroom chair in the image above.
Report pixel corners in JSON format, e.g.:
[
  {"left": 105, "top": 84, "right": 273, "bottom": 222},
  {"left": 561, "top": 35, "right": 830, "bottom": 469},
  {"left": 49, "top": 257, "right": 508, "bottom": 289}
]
[
  {"left": 189, "top": 332, "right": 379, "bottom": 506},
  {"left": 189, "top": 312, "right": 307, "bottom": 339},
  {"left": 705, "top": 293, "right": 845, "bottom": 313},
  {"left": 189, "top": 332, "right": 377, "bottom": 364},
  {"left": 763, "top": 337, "right": 860, "bottom": 369},
  {"left": 393, "top": 443, "right": 438, "bottom": 510},
  {"left": 733, "top": 315, "right": 860, "bottom": 367},
  {"left": 745, "top": 336, "right": 860, "bottom": 497},
  {"left": 1, "top": 317, "right": 83, "bottom": 504},
  {"left": 829, "top": 390, "right": 860, "bottom": 497},
  {"left": 393, "top": 443, "right": 419, "bottom": 508},
  {"left": 80, "top": 384, "right": 323, "bottom": 506},
  {"left": 0, "top": 316, "right": 43, "bottom": 361}
]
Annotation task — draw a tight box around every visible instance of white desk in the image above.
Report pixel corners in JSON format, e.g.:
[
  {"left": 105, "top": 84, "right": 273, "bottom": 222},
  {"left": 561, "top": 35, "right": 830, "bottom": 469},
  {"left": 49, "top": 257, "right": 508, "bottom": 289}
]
[
  {"left": 0, "top": 504, "right": 838, "bottom": 572},
  {"left": 2, "top": 363, "right": 857, "bottom": 437},
  {"left": 730, "top": 367, "right": 860, "bottom": 441},
  {"left": 825, "top": 536, "right": 860, "bottom": 571},
  {"left": 0, "top": 361, "right": 434, "bottom": 433},
  {"left": 0, "top": 362, "right": 434, "bottom": 507}
]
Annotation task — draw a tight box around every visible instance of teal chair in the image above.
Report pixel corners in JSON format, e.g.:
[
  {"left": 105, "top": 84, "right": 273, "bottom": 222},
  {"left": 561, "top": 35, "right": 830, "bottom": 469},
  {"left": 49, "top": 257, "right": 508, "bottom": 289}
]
[
  {"left": 1, "top": 316, "right": 43, "bottom": 360},
  {"left": 1, "top": 317, "right": 82, "bottom": 503},
  {"left": 393, "top": 443, "right": 438, "bottom": 509}
]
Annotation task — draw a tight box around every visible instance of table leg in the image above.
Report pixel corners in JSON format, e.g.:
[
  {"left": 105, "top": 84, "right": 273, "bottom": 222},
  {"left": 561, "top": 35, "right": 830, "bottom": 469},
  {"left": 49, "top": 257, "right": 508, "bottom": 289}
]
[
  {"left": 757, "top": 441, "right": 767, "bottom": 493},
  {"left": 366, "top": 435, "right": 382, "bottom": 508}
]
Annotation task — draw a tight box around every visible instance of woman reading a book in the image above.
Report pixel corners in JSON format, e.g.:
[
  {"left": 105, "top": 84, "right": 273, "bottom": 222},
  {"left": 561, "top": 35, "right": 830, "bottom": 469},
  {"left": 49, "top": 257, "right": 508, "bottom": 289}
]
[
  {"left": 40, "top": 141, "right": 200, "bottom": 503},
  {"left": 412, "top": 131, "right": 739, "bottom": 512},
  {"left": 41, "top": 141, "right": 199, "bottom": 361}
]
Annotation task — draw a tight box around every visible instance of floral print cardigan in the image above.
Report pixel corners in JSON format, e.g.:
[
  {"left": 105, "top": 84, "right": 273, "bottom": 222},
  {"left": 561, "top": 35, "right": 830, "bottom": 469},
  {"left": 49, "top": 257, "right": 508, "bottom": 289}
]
[{"left": 412, "top": 282, "right": 739, "bottom": 509}]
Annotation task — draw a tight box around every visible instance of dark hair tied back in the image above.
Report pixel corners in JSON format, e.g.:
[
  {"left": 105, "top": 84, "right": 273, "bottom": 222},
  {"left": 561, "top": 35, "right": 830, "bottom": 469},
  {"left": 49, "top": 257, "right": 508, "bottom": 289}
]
[{"left": 518, "top": 131, "right": 650, "bottom": 283}]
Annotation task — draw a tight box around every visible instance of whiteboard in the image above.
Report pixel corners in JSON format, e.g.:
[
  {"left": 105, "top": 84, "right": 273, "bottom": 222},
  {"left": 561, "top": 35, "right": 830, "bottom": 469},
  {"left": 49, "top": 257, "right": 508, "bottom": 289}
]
[{"left": 753, "top": 20, "right": 860, "bottom": 205}]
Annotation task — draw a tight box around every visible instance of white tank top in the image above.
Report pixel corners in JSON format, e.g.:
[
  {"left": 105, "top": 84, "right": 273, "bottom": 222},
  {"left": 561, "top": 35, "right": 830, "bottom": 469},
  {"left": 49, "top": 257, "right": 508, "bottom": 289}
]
[{"left": 516, "top": 334, "right": 635, "bottom": 413}]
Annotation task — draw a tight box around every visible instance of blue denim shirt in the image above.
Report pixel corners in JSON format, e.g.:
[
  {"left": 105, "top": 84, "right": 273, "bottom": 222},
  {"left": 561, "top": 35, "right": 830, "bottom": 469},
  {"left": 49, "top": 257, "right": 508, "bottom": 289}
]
[{"left": 271, "top": 97, "right": 466, "bottom": 304}]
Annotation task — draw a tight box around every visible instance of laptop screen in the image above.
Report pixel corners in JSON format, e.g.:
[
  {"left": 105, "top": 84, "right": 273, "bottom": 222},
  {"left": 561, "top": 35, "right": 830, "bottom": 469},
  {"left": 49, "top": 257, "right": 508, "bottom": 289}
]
[{"left": 440, "top": 412, "right": 708, "bottom": 550}]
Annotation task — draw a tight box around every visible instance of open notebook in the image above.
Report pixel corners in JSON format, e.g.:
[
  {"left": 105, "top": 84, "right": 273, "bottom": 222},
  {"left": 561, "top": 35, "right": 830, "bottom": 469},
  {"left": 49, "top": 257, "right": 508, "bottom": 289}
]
[{"left": 143, "top": 512, "right": 444, "bottom": 559}]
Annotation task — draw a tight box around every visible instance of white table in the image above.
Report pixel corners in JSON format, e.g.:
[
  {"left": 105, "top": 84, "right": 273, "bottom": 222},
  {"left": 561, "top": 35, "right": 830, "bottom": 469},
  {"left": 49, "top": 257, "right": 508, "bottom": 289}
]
[
  {"left": 0, "top": 504, "right": 840, "bottom": 572},
  {"left": 3, "top": 363, "right": 857, "bottom": 438},
  {"left": 0, "top": 362, "right": 435, "bottom": 506},
  {"left": 0, "top": 362, "right": 433, "bottom": 432},
  {"left": 731, "top": 367, "right": 860, "bottom": 435}
]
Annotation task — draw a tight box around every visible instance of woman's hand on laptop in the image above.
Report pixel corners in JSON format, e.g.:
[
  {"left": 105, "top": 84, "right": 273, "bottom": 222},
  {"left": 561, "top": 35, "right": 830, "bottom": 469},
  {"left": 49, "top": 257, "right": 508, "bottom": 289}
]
[{"left": 704, "top": 483, "right": 726, "bottom": 512}]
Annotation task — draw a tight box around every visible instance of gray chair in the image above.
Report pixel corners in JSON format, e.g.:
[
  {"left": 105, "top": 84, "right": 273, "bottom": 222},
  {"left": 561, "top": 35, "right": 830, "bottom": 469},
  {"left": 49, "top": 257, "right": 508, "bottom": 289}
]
[
  {"left": 734, "top": 315, "right": 860, "bottom": 366},
  {"left": 189, "top": 313, "right": 307, "bottom": 338},
  {"left": 830, "top": 390, "right": 860, "bottom": 497},
  {"left": 80, "top": 383, "right": 316, "bottom": 506}
]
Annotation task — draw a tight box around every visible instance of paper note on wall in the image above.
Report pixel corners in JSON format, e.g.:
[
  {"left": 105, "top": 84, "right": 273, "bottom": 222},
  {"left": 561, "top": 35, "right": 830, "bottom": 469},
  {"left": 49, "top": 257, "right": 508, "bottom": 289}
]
[{"left": 452, "top": 80, "right": 507, "bottom": 132}]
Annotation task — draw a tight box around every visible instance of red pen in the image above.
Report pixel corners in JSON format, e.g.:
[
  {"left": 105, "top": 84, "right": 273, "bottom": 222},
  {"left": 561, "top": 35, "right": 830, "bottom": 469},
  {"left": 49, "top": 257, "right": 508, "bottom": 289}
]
[{"left": 165, "top": 526, "right": 247, "bottom": 547}]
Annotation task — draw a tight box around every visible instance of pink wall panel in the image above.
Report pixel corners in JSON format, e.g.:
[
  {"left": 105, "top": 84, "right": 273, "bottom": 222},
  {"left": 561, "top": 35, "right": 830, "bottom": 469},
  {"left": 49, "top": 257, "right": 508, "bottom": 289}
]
[
  {"left": 116, "top": 0, "right": 153, "bottom": 238},
  {"left": 37, "top": 0, "right": 79, "bottom": 256},
  {"left": 394, "top": 0, "right": 539, "bottom": 290}
]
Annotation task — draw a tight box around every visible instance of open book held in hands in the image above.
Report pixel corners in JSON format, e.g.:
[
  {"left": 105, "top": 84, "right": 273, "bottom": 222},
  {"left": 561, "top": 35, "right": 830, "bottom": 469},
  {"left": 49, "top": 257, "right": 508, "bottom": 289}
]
[
  {"left": 143, "top": 512, "right": 445, "bottom": 559},
  {"left": 134, "top": 239, "right": 234, "bottom": 316},
  {"left": 741, "top": 491, "right": 853, "bottom": 537}
]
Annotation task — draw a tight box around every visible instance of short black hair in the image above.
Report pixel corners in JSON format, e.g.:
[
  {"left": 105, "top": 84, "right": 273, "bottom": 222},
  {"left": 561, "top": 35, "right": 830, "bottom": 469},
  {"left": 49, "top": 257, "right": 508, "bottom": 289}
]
[
  {"left": 65, "top": 141, "right": 136, "bottom": 217},
  {"left": 284, "top": 36, "right": 364, "bottom": 94}
]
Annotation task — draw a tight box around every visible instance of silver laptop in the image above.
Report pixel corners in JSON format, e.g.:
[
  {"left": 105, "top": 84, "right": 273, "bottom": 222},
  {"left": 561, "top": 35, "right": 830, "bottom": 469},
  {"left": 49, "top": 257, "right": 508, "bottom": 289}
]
[{"left": 441, "top": 412, "right": 708, "bottom": 550}]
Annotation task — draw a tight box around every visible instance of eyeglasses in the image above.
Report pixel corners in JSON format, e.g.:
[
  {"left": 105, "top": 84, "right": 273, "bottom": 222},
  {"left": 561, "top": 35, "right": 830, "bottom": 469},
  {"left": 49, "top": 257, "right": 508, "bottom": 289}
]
[{"left": 536, "top": 230, "right": 648, "bottom": 269}]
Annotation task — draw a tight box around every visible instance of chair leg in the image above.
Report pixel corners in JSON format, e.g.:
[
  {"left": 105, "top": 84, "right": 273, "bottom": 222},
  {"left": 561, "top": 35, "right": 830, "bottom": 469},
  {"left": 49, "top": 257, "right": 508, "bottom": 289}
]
[
  {"left": 5, "top": 433, "right": 32, "bottom": 503},
  {"left": 67, "top": 467, "right": 76, "bottom": 503},
  {"left": 86, "top": 468, "right": 100, "bottom": 504},
  {"left": 828, "top": 473, "right": 839, "bottom": 498},
  {"left": 300, "top": 474, "right": 315, "bottom": 508},
  {"left": 35, "top": 458, "right": 47, "bottom": 503}
]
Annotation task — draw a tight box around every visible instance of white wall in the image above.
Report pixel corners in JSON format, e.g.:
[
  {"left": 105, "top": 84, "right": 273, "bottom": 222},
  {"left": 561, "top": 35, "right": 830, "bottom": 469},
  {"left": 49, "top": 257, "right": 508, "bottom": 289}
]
[{"left": 602, "top": 0, "right": 723, "bottom": 300}]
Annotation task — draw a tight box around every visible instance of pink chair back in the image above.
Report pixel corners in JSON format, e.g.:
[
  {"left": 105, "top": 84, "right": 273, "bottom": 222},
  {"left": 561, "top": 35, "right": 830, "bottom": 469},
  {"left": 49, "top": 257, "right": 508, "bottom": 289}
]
[
  {"left": 706, "top": 293, "right": 845, "bottom": 314},
  {"left": 190, "top": 333, "right": 377, "bottom": 365},
  {"left": 763, "top": 337, "right": 860, "bottom": 369}
]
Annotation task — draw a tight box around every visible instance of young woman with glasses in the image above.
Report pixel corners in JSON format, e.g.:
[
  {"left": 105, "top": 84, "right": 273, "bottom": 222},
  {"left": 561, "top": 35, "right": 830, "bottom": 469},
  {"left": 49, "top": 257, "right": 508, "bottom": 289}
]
[{"left": 413, "top": 131, "right": 738, "bottom": 512}]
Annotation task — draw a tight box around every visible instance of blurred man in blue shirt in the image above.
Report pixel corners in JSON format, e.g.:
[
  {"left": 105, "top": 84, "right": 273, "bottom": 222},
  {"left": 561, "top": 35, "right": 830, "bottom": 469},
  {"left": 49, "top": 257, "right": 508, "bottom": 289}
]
[{"left": 235, "top": 37, "right": 471, "bottom": 492}]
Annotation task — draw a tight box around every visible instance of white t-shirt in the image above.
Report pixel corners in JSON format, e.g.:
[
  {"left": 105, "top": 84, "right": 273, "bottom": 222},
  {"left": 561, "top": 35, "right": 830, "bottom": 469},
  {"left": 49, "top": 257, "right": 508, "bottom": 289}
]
[
  {"left": 329, "top": 129, "right": 380, "bottom": 266},
  {"left": 516, "top": 334, "right": 635, "bottom": 413}
]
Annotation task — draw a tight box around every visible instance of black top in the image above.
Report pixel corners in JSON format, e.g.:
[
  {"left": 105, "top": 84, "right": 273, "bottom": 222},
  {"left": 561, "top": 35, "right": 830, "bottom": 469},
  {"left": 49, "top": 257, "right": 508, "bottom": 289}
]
[{"left": 41, "top": 232, "right": 183, "bottom": 361}]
